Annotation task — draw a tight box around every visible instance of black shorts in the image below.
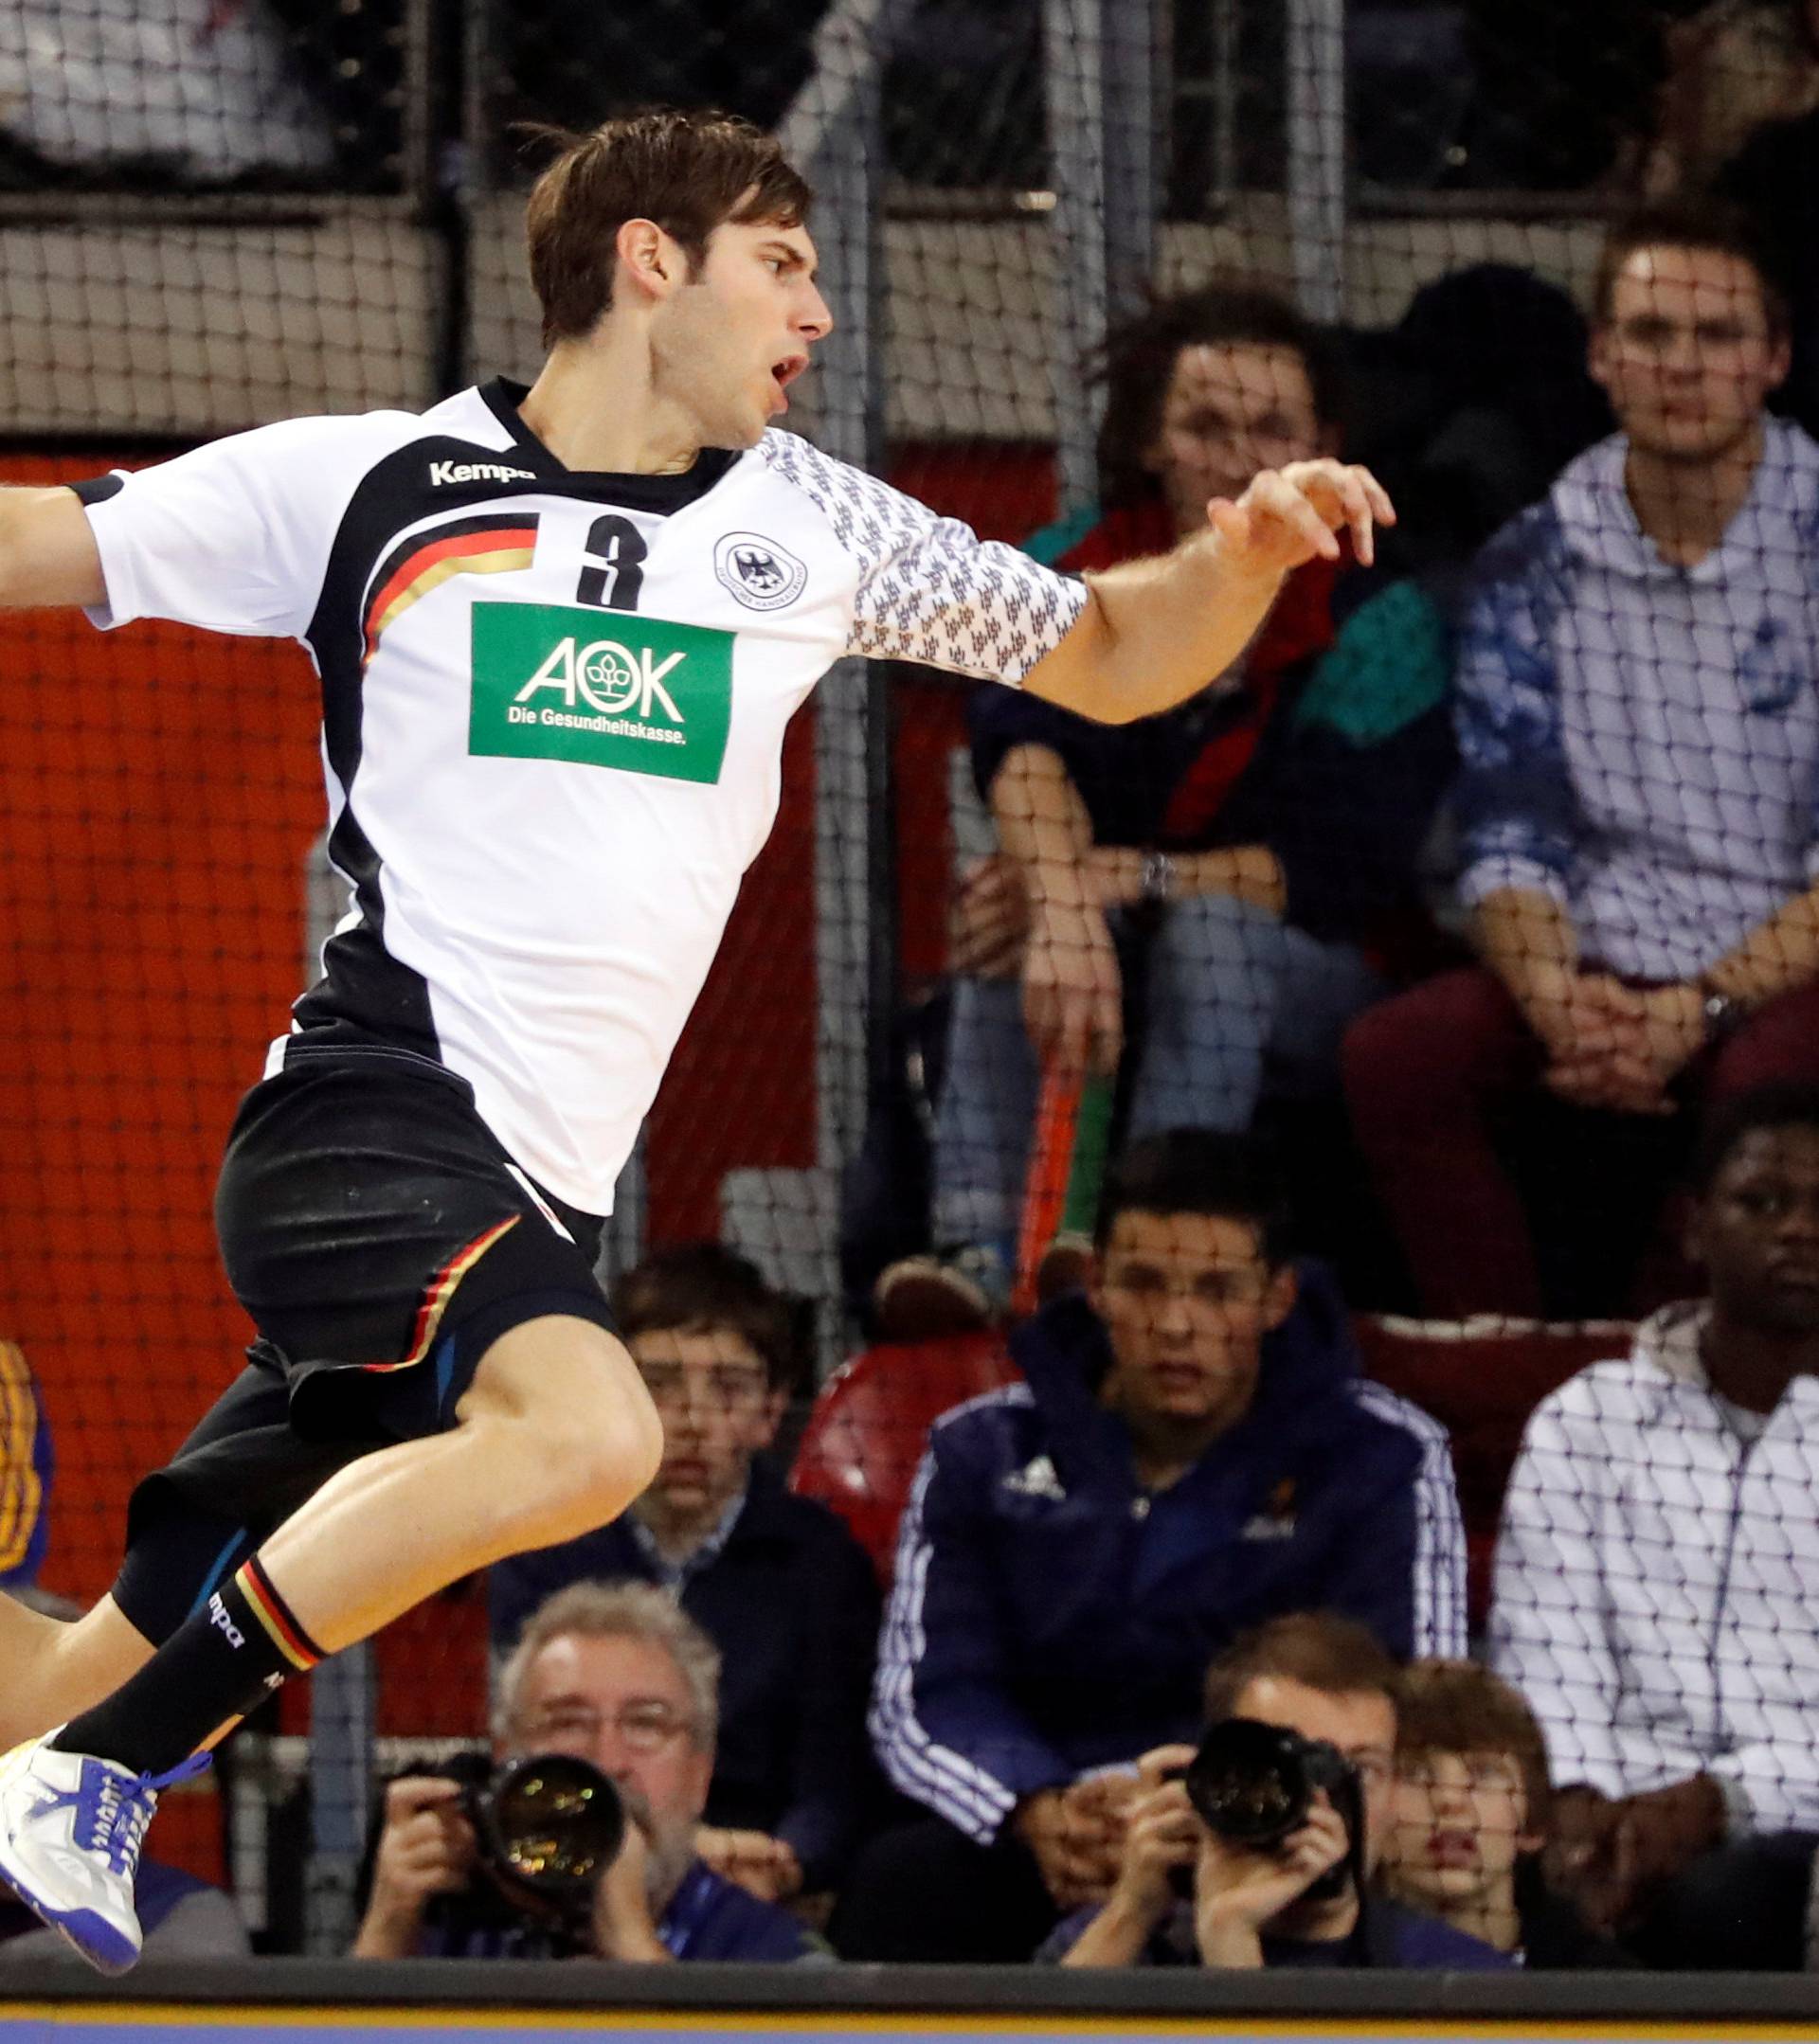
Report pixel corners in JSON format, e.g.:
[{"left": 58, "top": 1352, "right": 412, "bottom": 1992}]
[{"left": 113, "top": 1044, "right": 616, "bottom": 1644}]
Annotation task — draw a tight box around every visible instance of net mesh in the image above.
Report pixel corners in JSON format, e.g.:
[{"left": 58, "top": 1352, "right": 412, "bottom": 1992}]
[{"left": 0, "top": 0, "right": 1816, "bottom": 1971}]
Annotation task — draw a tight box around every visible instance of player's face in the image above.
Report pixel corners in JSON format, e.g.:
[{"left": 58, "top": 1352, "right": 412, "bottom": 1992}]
[
  {"left": 1385, "top": 1748, "right": 1531, "bottom": 1919},
  {"left": 1688, "top": 1124, "right": 1819, "bottom": 1336},
  {"left": 509, "top": 1631, "right": 713, "bottom": 1876},
  {"left": 1090, "top": 1210, "right": 1295, "bottom": 1436},
  {"left": 655, "top": 211, "right": 831, "bottom": 448},
  {"left": 1592, "top": 244, "right": 1789, "bottom": 463},
  {"left": 630, "top": 1323, "right": 783, "bottom": 1524},
  {"left": 1144, "top": 343, "right": 1324, "bottom": 539}
]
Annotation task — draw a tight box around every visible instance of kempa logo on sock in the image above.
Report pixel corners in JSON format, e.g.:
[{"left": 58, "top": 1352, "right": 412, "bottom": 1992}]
[{"left": 207, "top": 1594, "right": 245, "bottom": 1651}]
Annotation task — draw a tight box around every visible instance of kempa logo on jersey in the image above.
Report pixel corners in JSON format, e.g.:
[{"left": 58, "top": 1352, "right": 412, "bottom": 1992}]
[
  {"left": 714, "top": 530, "right": 807, "bottom": 612},
  {"left": 430, "top": 459, "right": 537, "bottom": 487},
  {"left": 469, "top": 601, "right": 733, "bottom": 784}
]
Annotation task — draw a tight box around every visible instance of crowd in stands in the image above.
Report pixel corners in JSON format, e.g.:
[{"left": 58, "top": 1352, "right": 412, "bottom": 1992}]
[{"left": 14, "top": 92, "right": 1819, "bottom": 1979}]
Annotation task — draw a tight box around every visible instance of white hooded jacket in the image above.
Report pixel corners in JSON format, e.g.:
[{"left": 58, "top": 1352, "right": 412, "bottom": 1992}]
[{"left": 1489, "top": 1303, "right": 1819, "bottom": 1835}]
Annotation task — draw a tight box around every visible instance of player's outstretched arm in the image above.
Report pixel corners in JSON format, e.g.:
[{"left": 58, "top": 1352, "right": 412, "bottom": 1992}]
[
  {"left": 1021, "top": 458, "right": 1394, "bottom": 726},
  {"left": 0, "top": 487, "right": 107, "bottom": 612}
]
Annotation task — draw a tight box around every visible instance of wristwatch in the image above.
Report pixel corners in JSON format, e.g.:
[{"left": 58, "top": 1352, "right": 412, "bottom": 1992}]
[{"left": 1140, "top": 851, "right": 1177, "bottom": 905}]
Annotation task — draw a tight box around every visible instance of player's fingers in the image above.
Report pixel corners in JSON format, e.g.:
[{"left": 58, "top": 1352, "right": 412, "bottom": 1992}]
[
  {"left": 1356, "top": 463, "right": 1396, "bottom": 527},
  {"left": 1206, "top": 497, "right": 1250, "bottom": 547},
  {"left": 1252, "top": 472, "right": 1341, "bottom": 561},
  {"left": 1332, "top": 465, "right": 1378, "bottom": 566}
]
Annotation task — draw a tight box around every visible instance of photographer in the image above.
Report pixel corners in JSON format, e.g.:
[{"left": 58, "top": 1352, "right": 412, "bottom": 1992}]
[
  {"left": 351, "top": 1583, "right": 824, "bottom": 1962},
  {"left": 1050, "top": 1614, "right": 1509, "bottom": 1968}
]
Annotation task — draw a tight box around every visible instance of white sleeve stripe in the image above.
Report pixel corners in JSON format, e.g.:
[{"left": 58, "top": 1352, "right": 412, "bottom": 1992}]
[
  {"left": 1352, "top": 1382, "right": 1469, "bottom": 1658},
  {"left": 870, "top": 1454, "right": 1021, "bottom": 1842}
]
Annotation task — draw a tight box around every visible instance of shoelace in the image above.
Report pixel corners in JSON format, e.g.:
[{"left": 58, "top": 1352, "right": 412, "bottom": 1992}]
[{"left": 77, "top": 1752, "right": 212, "bottom": 1880}]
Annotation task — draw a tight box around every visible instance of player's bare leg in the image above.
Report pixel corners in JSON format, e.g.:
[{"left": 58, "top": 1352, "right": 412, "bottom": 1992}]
[
  {"left": 253, "top": 1315, "right": 662, "bottom": 1649},
  {"left": 0, "top": 1313, "right": 661, "bottom": 1971},
  {"left": 0, "top": 1594, "right": 153, "bottom": 1750}
]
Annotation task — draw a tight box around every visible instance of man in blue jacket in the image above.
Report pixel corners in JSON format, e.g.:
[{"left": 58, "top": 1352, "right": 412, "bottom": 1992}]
[{"left": 834, "top": 1127, "right": 1467, "bottom": 1962}]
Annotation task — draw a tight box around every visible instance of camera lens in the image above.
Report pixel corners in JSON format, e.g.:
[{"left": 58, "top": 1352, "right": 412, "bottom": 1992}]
[
  {"left": 1184, "top": 1718, "right": 1316, "bottom": 1848},
  {"left": 480, "top": 1753, "right": 625, "bottom": 1900}
]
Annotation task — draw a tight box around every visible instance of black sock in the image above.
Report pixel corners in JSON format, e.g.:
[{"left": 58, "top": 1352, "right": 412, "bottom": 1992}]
[{"left": 52, "top": 1556, "right": 325, "bottom": 1777}]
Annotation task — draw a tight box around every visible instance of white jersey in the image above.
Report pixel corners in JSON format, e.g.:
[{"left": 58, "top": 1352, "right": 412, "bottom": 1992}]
[{"left": 77, "top": 380, "right": 1088, "bottom": 1211}]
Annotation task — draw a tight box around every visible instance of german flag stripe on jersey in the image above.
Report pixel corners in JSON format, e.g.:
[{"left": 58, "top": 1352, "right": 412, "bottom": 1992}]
[
  {"left": 363, "top": 1214, "right": 522, "bottom": 1376},
  {"left": 234, "top": 1556, "right": 324, "bottom": 1673},
  {"left": 362, "top": 513, "right": 541, "bottom": 662}
]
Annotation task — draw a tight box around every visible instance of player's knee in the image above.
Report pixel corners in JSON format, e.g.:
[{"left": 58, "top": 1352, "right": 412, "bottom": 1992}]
[{"left": 530, "top": 1397, "right": 662, "bottom": 1541}]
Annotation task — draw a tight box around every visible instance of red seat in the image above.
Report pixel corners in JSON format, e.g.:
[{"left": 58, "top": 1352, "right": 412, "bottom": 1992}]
[
  {"left": 1355, "top": 1314, "right": 1633, "bottom": 1627},
  {"left": 789, "top": 1330, "right": 1019, "bottom": 1587}
]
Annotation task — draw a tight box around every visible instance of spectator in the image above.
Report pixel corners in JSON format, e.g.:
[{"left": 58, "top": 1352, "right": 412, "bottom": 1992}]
[
  {"left": 489, "top": 1246, "right": 878, "bottom": 1899},
  {"left": 2, "top": 1855, "right": 248, "bottom": 1962},
  {"left": 1048, "top": 1613, "right": 1507, "bottom": 1968},
  {"left": 1382, "top": 1659, "right": 1631, "bottom": 1966},
  {"left": 1489, "top": 1084, "right": 1819, "bottom": 1963},
  {"left": 1637, "top": 0, "right": 1819, "bottom": 197},
  {"left": 1345, "top": 199, "right": 1819, "bottom": 1319},
  {"left": 0, "top": 1341, "right": 53, "bottom": 1597},
  {"left": 1717, "top": 41, "right": 1819, "bottom": 439},
  {"left": 876, "top": 281, "right": 1454, "bottom": 1338},
  {"left": 834, "top": 1129, "right": 1467, "bottom": 1963},
  {"left": 354, "top": 1582, "right": 825, "bottom": 1962}
]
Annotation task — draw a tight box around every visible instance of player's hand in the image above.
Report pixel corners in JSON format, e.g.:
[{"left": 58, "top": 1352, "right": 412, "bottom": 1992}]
[
  {"left": 950, "top": 852, "right": 1031, "bottom": 978},
  {"left": 1193, "top": 1797, "right": 1349, "bottom": 1965},
  {"left": 1022, "top": 896, "right": 1123, "bottom": 1079},
  {"left": 352, "top": 1776, "right": 477, "bottom": 1957},
  {"left": 1103, "top": 1746, "right": 1199, "bottom": 1929},
  {"left": 694, "top": 1825, "right": 804, "bottom": 1904},
  {"left": 1207, "top": 459, "right": 1395, "bottom": 572}
]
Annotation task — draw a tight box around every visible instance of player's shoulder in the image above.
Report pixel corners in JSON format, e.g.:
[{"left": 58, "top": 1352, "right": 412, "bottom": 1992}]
[
  {"left": 222, "top": 385, "right": 516, "bottom": 475},
  {"left": 752, "top": 429, "right": 931, "bottom": 541}
]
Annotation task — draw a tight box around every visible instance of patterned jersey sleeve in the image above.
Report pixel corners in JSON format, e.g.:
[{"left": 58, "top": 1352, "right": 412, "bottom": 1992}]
[
  {"left": 75, "top": 409, "right": 414, "bottom": 641},
  {"left": 760, "top": 432, "right": 1089, "bottom": 685}
]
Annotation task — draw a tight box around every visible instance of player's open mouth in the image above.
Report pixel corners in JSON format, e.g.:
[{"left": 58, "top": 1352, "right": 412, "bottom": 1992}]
[{"left": 769, "top": 355, "right": 809, "bottom": 411}]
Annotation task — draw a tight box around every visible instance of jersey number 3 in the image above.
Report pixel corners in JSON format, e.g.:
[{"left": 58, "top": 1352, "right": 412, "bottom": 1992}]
[{"left": 576, "top": 515, "right": 646, "bottom": 611}]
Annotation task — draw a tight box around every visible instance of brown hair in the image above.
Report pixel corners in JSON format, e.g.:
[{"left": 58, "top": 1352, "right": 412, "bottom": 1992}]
[
  {"left": 1093, "top": 280, "right": 1340, "bottom": 511},
  {"left": 1394, "top": 1659, "right": 1552, "bottom": 1832},
  {"left": 1202, "top": 1611, "right": 1400, "bottom": 1725},
  {"left": 523, "top": 108, "right": 813, "bottom": 350},
  {"left": 610, "top": 1241, "right": 799, "bottom": 1392},
  {"left": 1594, "top": 197, "right": 1791, "bottom": 340}
]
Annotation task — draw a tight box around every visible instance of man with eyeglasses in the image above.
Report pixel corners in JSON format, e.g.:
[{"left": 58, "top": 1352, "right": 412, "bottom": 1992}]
[
  {"left": 1345, "top": 196, "right": 1819, "bottom": 1321},
  {"left": 488, "top": 1246, "right": 880, "bottom": 1905},
  {"left": 353, "top": 1581, "right": 825, "bottom": 1962},
  {"left": 837, "top": 1127, "right": 1465, "bottom": 1963}
]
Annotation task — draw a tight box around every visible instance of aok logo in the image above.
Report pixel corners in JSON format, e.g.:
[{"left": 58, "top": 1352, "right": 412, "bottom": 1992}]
[
  {"left": 512, "top": 636, "right": 687, "bottom": 726},
  {"left": 471, "top": 601, "right": 733, "bottom": 784}
]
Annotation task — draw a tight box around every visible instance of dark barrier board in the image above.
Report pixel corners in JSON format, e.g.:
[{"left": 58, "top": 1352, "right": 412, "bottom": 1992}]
[{"left": 10, "top": 1963, "right": 1819, "bottom": 2039}]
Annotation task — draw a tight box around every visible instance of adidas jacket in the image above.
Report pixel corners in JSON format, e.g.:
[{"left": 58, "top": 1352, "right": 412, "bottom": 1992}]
[
  {"left": 872, "top": 1269, "right": 1468, "bottom": 1842},
  {"left": 1489, "top": 1304, "right": 1819, "bottom": 1835}
]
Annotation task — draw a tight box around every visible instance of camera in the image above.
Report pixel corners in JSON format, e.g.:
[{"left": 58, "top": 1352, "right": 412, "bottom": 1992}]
[
  {"left": 1174, "top": 1717, "right": 1365, "bottom": 1903},
  {"left": 433, "top": 1749, "right": 626, "bottom": 1921},
  {"left": 1183, "top": 1717, "right": 1360, "bottom": 1850}
]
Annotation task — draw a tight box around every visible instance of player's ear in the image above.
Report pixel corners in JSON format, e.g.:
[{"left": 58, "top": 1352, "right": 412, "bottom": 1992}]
[{"left": 615, "top": 218, "right": 679, "bottom": 304}]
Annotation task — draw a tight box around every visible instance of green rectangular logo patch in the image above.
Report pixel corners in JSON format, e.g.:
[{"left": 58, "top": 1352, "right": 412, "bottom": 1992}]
[{"left": 469, "top": 601, "right": 733, "bottom": 784}]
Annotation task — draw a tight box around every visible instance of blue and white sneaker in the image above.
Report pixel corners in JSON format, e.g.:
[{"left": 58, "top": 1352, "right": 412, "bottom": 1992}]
[{"left": 0, "top": 1731, "right": 208, "bottom": 1973}]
